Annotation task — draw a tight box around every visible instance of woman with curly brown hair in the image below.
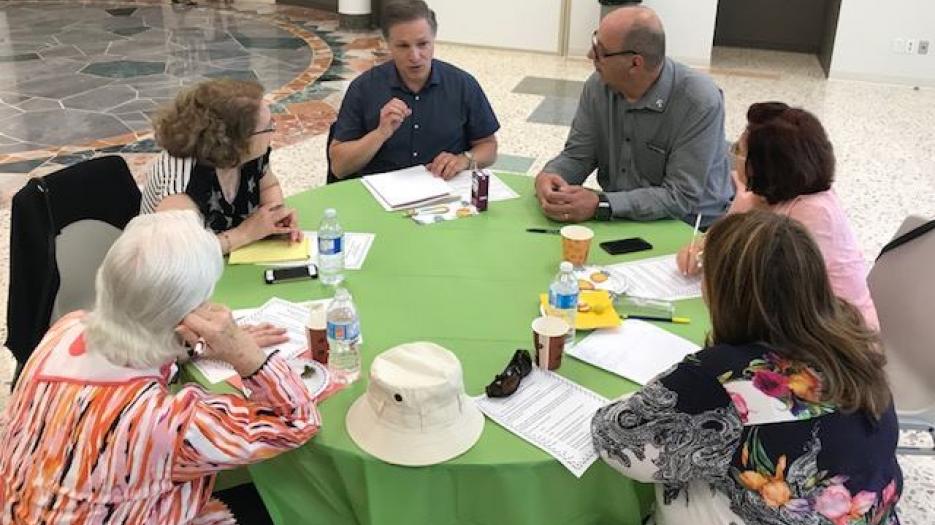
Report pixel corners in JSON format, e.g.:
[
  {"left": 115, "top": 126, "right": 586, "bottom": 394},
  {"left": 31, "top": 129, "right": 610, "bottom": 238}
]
[
  {"left": 142, "top": 79, "right": 301, "bottom": 254},
  {"left": 676, "top": 102, "right": 878, "bottom": 329}
]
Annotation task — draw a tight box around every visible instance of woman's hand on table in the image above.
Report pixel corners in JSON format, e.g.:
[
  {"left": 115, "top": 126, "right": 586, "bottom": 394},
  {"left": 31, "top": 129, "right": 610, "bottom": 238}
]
[
  {"left": 178, "top": 303, "right": 267, "bottom": 376},
  {"left": 274, "top": 207, "right": 303, "bottom": 243},
  {"left": 243, "top": 322, "right": 289, "bottom": 348},
  {"left": 676, "top": 239, "right": 705, "bottom": 277},
  {"left": 237, "top": 203, "right": 297, "bottom": 244}
]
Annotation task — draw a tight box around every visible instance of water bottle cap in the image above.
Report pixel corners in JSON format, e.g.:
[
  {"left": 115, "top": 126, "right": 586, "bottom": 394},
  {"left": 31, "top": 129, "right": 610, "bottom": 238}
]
[
  {"left": 334, "top": 286, "right": 351, "bottom": 300},
  {"left": 559, "top": 261, "right": 573, "bottom": 272},
  {"left": 324, "top": 208, "right": 337, "bottom": 218}
]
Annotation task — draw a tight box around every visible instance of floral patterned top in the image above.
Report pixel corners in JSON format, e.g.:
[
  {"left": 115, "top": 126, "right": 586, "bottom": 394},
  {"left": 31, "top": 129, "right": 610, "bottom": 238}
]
[{"left": 592, "top": 343, "right": 901, "bottom": 525}]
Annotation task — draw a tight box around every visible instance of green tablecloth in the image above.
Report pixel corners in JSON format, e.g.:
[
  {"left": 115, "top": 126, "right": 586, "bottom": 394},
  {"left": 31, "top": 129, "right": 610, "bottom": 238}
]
[{"left": 204, "top": 174, "right": 710, "bottom": 525}]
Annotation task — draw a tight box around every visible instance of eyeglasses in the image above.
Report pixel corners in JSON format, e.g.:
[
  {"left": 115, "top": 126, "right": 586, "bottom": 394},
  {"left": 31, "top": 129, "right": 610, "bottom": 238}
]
[
  {"left": 591, "top": 30, "right": 640, "bottom": 61},
  {"left": 485, "top": 349, "right": 533, "bottom": 398},
  {"left": 730, "top": 140, "right": 746, "bottom": 160},
  {"left": 251, "top": 123, "right": 276, "bottom": 136}
]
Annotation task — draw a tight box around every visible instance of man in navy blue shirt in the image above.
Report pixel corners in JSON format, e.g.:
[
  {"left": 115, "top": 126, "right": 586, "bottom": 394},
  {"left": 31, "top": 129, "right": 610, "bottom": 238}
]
[{"left": 329, "top": 0, "right": 500, "bottom": 181}]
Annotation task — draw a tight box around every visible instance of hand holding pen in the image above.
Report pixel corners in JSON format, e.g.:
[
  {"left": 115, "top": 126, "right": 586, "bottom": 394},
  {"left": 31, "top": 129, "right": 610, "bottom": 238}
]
[{"left": 676, "top": 214, "right": 705, "bottom": 277}]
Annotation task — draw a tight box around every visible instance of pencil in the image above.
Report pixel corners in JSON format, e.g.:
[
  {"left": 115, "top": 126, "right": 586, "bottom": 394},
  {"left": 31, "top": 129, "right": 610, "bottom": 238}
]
[{"left": 621, "top": 314, "right": 691, "bottom": 324}]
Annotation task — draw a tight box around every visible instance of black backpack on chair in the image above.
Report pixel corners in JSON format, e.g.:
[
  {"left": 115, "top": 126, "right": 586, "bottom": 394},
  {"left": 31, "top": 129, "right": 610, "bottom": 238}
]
[{"left": 5, "top": 156, "right": 141, "bottom": 383}]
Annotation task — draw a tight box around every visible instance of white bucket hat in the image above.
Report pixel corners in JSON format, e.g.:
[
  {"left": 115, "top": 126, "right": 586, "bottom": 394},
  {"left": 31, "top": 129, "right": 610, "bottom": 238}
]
[{"left": 346, "top": 342, "right": 484, "bottom": 466}]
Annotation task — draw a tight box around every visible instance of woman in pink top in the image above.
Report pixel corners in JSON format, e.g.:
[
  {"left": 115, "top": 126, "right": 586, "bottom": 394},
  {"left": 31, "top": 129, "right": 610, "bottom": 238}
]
[{"left": 678, "top": 102, "right": 879, "bottom": 329}]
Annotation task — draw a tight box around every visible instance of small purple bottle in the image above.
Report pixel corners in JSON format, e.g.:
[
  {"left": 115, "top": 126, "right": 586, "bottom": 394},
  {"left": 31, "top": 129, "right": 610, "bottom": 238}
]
[{"left": 468, "top": 152, "right": 489, "bottom": 212}]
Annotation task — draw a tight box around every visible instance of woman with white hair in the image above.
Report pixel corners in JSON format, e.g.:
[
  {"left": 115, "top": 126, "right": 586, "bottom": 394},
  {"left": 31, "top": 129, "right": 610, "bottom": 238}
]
[{"left": 0, "top": 210, "right": 320, "bottom": 524}]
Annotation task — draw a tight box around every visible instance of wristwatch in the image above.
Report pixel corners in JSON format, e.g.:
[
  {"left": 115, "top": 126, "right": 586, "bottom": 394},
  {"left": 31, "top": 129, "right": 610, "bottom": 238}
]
[{"left": 595, "top": 192, "right": 613, "bottom": 221}]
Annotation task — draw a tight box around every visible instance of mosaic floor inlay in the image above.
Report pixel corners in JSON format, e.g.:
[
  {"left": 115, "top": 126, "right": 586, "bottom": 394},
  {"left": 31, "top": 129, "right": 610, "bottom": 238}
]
[{"left": 0, "top": 0, "right": 388, "bottom": 192}]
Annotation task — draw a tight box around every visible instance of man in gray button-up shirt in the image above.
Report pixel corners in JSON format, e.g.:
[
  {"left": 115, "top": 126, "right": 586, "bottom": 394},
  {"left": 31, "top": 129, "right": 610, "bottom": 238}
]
[{"left": 536, "top": 6, "right": 732, "bottom": 224}]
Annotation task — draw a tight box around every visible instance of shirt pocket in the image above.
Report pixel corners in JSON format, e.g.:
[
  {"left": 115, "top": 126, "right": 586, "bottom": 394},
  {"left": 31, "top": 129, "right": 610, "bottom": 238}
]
[{"left": 634, "top": 141, "right": 668, "bottom": 185}]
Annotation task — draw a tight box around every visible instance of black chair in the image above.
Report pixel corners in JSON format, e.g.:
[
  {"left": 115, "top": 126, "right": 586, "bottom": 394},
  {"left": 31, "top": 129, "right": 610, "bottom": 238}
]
[
  {"left": 326, "top": 122, "right": 341, "bottom": 185},
  {"left": 6, "top": 156, "right": 141, "bottom": 382}
]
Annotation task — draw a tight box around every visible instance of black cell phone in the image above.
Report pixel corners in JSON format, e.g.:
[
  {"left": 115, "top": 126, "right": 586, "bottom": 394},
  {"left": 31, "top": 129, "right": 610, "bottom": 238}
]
[
  {"left": 264, "top": 264, "right": 318, "bottom": 284},
  {"left": 600, "top": 237, "right": 653, "bottom": 255}
]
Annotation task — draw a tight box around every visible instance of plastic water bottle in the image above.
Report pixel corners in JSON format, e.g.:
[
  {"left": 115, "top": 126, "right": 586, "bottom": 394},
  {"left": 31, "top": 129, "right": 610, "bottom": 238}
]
[
  {"left": 326, "top": 287, "right": 361, "bottom": 385},
  {"left": 548, "top": 261, "right": 579, "bottom": 346},
  {"left": 318, "top": 208, "right": 344, "bottom": 285}
]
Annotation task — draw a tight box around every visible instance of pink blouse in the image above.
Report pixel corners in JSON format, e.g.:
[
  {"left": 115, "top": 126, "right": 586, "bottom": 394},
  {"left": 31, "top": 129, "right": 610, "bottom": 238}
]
[{"left": 731, "top": 188, "right": 879, "bottom": 329}]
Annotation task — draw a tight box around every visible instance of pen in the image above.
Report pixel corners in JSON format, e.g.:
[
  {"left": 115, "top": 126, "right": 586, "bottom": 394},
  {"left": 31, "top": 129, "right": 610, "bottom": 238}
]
[
  {"left": 526, "top": 228, "right": 561, "bottom": 234},
  {"left": 685, "top": 213, "right": 704, "bottom": 274},
  {"left": 621, "top": 314, "right": 691, "bottom": 324},
  {"left": 688, "top": 213, "right": 703, "bottom": 252}
]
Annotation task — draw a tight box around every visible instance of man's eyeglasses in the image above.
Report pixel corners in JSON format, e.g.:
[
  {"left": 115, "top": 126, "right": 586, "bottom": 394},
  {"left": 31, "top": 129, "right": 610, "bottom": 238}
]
[{"left": 591, "top": 30, "right": 640, "bottom": 61}]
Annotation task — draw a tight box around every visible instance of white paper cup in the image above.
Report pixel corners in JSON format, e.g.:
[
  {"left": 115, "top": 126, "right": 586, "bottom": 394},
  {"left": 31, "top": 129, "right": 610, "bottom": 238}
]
[{"left": 531, "top": 316, "right": 569, "bottom": 370}]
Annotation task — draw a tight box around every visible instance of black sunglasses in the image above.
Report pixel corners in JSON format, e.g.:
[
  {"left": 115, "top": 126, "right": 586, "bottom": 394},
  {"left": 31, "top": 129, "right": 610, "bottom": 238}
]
[
  {"left": 485, "top": 349, "right": 533, "bottom": 398},
  {"left": 591, "top": 30, "right": 640, "bottom": 60}
]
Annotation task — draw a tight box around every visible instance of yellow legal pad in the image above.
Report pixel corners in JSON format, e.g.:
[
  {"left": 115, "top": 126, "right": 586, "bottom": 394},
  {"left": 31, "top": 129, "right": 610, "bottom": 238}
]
[
  {"left": 228, "top": 237, "right": 309, "bottom": 265},
  {"left": 538, "top": 290, "right": 621, "bottom": 330}
]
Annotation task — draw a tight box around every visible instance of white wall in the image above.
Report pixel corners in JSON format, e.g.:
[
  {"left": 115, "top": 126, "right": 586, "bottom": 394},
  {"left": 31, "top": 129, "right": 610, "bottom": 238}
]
[
  {"left": 431, "top": 0, "right": 563, "bottom": 54},
  {"left": 568, "top": 0, "right": 601, "bottom": 57},
  {"left": 642, "top": 0, "right": 718, "bottom": 66},
  {"left": 830, "top": 0, "right": 935, "bottom": 85},
  {"left": 566, "top": 0, "right": 718, "bottom": 66}
]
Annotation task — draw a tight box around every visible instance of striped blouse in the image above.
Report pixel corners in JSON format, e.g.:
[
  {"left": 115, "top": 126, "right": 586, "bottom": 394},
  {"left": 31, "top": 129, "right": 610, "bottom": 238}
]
[
  {"left": 0, "top": 312, "right": 320, "bottom": 524},
  {"left": 141, "top": 149, "right": 270, "bottom": 233}
]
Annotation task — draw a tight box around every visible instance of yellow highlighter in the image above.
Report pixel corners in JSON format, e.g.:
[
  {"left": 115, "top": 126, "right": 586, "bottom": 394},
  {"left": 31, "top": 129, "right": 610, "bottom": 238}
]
[{"left": 620, "top": 314, "right": 691, "bottom": 324}]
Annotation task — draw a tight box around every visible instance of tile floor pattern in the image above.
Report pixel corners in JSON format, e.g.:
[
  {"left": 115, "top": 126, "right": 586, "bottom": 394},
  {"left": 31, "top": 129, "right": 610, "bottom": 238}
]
[
  {"left": 0, "top": 0, "right": 388, "bottom": 200},
  {"left": 0, "top": 1, "right": 934, "bottom": 522}
]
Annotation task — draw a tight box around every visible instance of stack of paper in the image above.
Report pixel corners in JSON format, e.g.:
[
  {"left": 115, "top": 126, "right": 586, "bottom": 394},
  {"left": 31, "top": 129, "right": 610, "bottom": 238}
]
[
  {"left": 361, "top": 166, "right": 455, "bottom": 211},
  {"left": 361, "top": 166, "right": 521, "bottom": 212},
  {"left": 475, "top": 369, "right": 608, "bottom": 478},
  {"left": 566, "top": 320, "right": 700, "bottom": 385}
]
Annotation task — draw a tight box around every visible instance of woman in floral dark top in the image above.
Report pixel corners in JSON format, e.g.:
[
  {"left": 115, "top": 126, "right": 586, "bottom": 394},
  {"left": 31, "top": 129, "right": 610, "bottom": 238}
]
[{"left": 593, "top": 211, "right": 901, "bottom": 525}]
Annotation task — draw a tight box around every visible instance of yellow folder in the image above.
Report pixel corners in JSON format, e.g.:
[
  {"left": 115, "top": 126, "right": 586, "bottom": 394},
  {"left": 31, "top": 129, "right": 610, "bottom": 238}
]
[{"left": 228, "top": 237, "right": 309, "bottom": 265}]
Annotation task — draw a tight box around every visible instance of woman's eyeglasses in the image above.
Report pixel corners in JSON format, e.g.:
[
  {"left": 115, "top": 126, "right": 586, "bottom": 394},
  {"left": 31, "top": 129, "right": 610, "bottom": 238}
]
[
  {"left": 251, "top": 124, "right": 276, "bottom": 136},
  {"left": 485, "top": 349, "right": 533, "bottom": 398}
]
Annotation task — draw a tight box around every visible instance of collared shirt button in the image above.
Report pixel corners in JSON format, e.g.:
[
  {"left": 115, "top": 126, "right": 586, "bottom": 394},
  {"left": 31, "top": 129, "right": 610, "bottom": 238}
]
[
  {"left": 625, "top": 137, "right": 631, "bottom": 142},
  {"left": 414, "top": 124, "right": 420, "bottom": 129},
  {"left": 415, "top": 95, "right": 420, "bottom": 101},
  {"left": 413, "top": 152, "right": 419, "bottom": 157}
]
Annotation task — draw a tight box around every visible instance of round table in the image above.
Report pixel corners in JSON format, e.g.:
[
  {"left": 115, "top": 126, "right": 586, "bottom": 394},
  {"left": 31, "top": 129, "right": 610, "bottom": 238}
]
[{"left": 205, "top": 174, "right": 710, "bottom": 525}]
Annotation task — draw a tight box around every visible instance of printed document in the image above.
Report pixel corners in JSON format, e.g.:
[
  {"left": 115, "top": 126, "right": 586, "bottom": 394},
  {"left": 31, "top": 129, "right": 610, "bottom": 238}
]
[
  {"left": 567, "top": 320, "right": 700, "bottom": 385},
  {"left": 193, "top": 298, "right": 329, "bottom": 384},
  {"left": 475, "top": 368, "right": 608, "bottom": 478},
  {"left": 608, "top": 254, "right": 702, "bottom": 301}
]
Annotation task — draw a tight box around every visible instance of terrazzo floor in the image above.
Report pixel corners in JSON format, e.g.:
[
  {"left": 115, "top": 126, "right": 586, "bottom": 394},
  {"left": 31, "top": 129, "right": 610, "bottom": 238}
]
[{"left": 0, "top": 1, "right": 933, "bottom": 522}]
